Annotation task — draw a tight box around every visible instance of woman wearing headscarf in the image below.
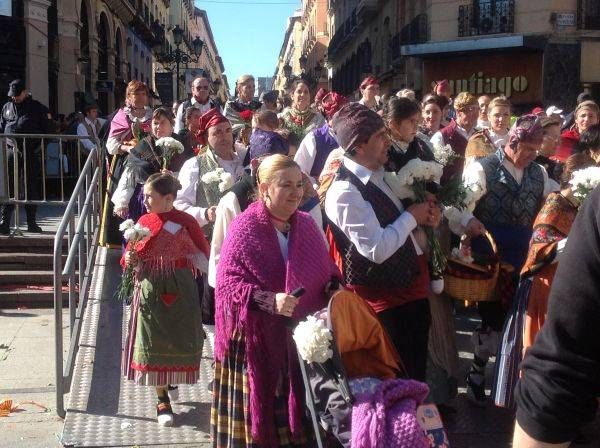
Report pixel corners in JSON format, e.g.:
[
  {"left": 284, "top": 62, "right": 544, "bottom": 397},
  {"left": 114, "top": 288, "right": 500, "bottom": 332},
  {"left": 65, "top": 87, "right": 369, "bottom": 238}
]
[
  {"left": 460, "top": 115, "right": 557, "bottom": 406},
  {"left": 358, "top": 76, "right": 381, "bottom": 112},
  {"left": 492, "top": 152, "right": 595, "bottom": 409},
  {"left": 100, "top": 80, "right": 153, "bottom": 246}
]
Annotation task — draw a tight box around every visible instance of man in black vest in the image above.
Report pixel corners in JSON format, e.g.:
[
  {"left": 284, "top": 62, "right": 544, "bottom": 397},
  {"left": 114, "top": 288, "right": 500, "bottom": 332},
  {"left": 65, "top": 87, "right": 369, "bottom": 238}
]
[
  {"left": 324, "top": 103, "right": 440, "bottom": 380},
  {"left": 174, "top": 75, "right": 219, "bottom": 134},
  {"left": 0, "top": 79, "right": 51, "bottom": 234}
]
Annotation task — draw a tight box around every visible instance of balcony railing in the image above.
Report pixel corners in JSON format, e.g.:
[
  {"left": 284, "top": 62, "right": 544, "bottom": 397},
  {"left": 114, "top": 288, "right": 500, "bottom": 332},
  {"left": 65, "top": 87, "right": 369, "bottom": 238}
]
[
  {"left": 391, "top": 14, "right": 428, "bottom": 61},
  {"left": 578, "top": 0, "right": 600, "bottom": 29},
  {"left": 327, "top": 8, "right": 357, "bottom": 59},
  {"left": 458, "top": 0, "right": 515, "bottom": 37}
]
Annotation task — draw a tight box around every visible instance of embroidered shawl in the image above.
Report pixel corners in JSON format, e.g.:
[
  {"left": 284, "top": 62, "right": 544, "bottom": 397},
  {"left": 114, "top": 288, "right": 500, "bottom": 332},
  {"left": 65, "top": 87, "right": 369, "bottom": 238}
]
[{"left": 215, "top": 200, "right": 341, "bottom": 445}]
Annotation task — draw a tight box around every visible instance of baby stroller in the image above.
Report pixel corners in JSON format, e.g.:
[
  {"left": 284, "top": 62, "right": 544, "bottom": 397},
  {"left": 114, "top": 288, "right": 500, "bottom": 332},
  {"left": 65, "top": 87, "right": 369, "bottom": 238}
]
[{"left": 294, "top": 290, "right": 449, "bottom": 448}]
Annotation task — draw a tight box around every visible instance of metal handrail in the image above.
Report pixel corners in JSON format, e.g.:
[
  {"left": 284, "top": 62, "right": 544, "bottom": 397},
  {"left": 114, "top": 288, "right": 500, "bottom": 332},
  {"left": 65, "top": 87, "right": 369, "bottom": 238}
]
[{"left": 52, "top": 136, "right": 105, "bottom": 418}]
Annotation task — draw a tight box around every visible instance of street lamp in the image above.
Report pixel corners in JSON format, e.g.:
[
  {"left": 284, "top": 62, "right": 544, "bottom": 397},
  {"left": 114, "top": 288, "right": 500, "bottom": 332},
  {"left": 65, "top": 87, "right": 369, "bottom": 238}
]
[{"left": 154, "top": 24, "right": 205, "bottom": 101}]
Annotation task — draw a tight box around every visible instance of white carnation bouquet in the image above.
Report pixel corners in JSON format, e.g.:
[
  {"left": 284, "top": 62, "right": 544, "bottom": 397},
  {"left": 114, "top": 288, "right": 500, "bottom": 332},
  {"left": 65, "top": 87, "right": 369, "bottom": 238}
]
[
  {"left": 116, "top": 219, "right": 151, "bottom": 304},
  {"left": 155, "top": 137, "right": 184, "bottom": 170},
  {"left": 201, "top": 167, "right": 234, "bottom": 192},
  {"left": 384, "top": 158, "right": 447, "bottom": 286},
  {"left": 293, "top": 315, "right": 333, "bottom": 364},
  {"left": 432, "top": 142, "right": 461, "bottom": 167},
  {"left": 569, "top": 166, "right": 600, "bottom": 205}
]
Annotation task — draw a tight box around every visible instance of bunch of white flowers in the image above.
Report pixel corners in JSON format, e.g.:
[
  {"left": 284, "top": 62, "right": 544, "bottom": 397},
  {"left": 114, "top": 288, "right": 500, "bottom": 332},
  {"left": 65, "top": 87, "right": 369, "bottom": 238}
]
[
  {"left": 396, "top": 158, "right": 443, "bottom": 186},
  {"left": 432, "top": 143, "right": 460, "bottom": 166},
  {"left": 155, "top": 137, "right": 184, "bottom": 170},
  {"left": 569, "top": 166, "right": 600, "bottom": 203},
  {"left": 202, "top": 168, "right": 234, "bottom": 192},
  {"left": 293, "top": 315, "right": 333, "bottom": 364},
  {"left": 120, "top": 219, "right": 151, "bottom": 242}
]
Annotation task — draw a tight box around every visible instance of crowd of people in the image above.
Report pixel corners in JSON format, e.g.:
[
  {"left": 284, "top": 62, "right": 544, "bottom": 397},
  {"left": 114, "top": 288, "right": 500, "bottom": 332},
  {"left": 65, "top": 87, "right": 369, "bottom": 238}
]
[{"left": 54, "top": 71, "right": 600, "bottom": 447}]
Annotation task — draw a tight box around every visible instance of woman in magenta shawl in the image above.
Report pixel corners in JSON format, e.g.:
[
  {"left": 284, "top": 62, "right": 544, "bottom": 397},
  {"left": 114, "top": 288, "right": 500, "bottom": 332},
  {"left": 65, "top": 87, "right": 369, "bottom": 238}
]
[
  {"left": 99, "top": 80, "right": 153, "bottom": 247},
  {"left": 212, "top": 154, "right": 341, "bottom": 448}
]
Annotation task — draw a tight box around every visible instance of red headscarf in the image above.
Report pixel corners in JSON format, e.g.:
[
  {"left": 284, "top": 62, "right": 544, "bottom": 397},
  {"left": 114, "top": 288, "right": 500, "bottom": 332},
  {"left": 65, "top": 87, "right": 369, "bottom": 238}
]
[
  {"left": 315, "top": 88, "right": 329, "bottom": 104},
  {"left": 360, "top": 76, "right": 379, "bottom": 90},
  {"left": 321, "top": 92, "right": 348, "bottom": 120},
  {"left": 196, "top": 107, "right": 229, "bottom": 145}
]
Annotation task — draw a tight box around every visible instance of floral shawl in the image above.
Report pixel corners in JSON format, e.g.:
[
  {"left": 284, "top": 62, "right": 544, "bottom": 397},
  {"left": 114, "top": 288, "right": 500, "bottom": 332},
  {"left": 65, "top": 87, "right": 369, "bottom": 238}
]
[{"left": 279, "top": 106, "right": 325, "bottom": 147}]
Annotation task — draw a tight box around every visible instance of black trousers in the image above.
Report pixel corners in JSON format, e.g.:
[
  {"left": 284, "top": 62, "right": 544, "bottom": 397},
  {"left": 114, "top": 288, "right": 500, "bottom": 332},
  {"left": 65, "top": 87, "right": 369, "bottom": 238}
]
[
  {"left": 377, "top": 299, "right": 431, "bottom": 381},
  {"left": 1, "top": 143, "right": 42, "bottom": 222}
]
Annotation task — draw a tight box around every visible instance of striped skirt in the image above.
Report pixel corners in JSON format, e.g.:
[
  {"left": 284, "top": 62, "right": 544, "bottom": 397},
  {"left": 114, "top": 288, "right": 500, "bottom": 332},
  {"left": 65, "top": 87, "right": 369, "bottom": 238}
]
[
  {"left": 211, "top": 333, "right": 308, "bottom": 448},
  {"left": 492, "top": 278, "right": 532, "bottom": 409}
]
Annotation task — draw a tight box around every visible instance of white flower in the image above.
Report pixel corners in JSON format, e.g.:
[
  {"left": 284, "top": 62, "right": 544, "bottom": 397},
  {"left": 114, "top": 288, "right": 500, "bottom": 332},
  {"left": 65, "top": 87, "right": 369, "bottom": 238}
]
[
  {"left": 218, "top": 172, "right": 234, "bottom": 192},
  {"left": 451, "top": 247, "right": 474, "bottom": 264},
  {"left": 396, "top": 158, "right": 443, "bottom": 186},
  {"left": 123, "top": 224, "right": 151, "bottom": 242},
  {"left": 293, "top": 315, "right": 333, "bottom": 364},
  {"left": 433, "top": 143, "right": 459, "bottom": 166},
  {"left": 384, "top": 171, "right": 416, "bottom": 200},
  {"left": 119, "top": 219, "right": 135, "bottom": 232},
  {"left": 155, "top": 137, "right": 184, "bottom": 154},
  {"left": 443, "top": 206, "right": 462, "bottom": 224},
  {"left": 201, "top": 167, "right": 225, "bottom": 184},
  {"left": 569, "top": 166, "right": 600, "bottom": 201}
]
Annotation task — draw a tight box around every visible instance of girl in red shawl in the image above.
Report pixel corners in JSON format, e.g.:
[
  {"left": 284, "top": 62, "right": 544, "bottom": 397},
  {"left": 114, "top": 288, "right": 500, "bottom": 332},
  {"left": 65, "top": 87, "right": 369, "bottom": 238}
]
[
  {"left": 121, "top": 172, "right": 210, "bottom": 426},
  {"left": 212, "top": 155, "right": 341, "bottom": 447}
]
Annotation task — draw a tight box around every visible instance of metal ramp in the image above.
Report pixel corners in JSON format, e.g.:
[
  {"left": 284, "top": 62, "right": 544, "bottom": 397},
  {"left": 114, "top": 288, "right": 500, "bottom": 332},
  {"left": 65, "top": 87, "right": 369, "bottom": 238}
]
[{"left": 61, "top": 247, "right": 213, "bottom": 447}]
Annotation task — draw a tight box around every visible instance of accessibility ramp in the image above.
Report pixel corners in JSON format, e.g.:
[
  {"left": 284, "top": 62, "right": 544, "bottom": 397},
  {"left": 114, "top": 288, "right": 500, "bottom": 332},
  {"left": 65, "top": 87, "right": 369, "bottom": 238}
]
[{"left": 61, "top": 247, "right": 213, "bottom": 447}]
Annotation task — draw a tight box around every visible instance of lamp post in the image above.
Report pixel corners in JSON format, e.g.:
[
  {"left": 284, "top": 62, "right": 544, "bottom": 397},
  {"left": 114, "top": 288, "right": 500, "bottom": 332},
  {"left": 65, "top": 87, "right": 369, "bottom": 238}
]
[{"left": 153, "top": 24, "right": 204, "bottom": 102}]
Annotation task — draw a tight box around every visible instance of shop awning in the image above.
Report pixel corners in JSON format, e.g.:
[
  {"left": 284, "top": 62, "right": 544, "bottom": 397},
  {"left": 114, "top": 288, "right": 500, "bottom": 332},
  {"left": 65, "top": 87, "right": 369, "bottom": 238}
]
[{"left": 401, "top": 35, "right": 544, "bottom": 57}]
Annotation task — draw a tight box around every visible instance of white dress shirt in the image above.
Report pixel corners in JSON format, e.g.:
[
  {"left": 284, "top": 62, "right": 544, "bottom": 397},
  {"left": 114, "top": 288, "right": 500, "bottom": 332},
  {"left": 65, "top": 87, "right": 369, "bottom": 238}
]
[
  {"left": 324, "top": 156, "right": 422, "bottom": 264},
  {"left": 430, "top": 122, "right": 475, "bottom": 150},
  {"left": 174, "top": 144, "right": 247, "bottom": 226},
  {"left": 489, "top": 130, "right": 509, "bottom": 149},
  {"left": 174, "top": 97, "right": 218, "bottom": 134},
  {"left": 77, "top": 117, "right": 106, "bottom": 152}
]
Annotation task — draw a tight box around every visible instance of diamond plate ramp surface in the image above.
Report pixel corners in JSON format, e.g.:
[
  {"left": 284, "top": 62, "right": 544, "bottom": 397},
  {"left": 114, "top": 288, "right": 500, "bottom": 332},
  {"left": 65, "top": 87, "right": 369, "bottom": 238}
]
[{"left": 62, "top": 248, "right": 213, "bottom": 447}]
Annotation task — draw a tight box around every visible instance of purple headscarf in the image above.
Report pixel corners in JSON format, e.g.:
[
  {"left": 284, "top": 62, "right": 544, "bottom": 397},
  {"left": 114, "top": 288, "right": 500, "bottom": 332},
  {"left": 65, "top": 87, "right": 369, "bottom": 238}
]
[{"left": 508, "top": 114, "right": 544, "bottom": 150}]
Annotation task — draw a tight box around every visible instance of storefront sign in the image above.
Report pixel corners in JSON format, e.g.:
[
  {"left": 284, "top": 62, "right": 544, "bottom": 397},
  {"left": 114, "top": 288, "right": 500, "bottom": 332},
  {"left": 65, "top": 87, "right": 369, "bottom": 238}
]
[{"left": 423, "top": 52, "right": 543, "bottom": 105}]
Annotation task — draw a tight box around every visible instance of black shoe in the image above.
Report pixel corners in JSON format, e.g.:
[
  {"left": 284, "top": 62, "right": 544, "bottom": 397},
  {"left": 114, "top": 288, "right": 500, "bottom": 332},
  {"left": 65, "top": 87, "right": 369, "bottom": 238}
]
[
  {"left": 27, "top": 223, "right": 43, "bottom": 233},
  {"left": 466, "top": 370, "right": 487, "bottom": 406},
  {"left": 0, "top": 221, "right": 9, "bottom": 235}
]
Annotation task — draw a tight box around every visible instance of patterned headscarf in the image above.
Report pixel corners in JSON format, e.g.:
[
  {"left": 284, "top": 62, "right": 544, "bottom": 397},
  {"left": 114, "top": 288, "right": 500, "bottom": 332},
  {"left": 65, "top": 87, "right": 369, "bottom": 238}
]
[
  {"left": 321, "top": 92, "right": 348, "bottom": 121},
  {"left": 508, "top": 114, "right": 544, "bottom": 150},
  {"left": 197, "top": 107, "right": 229, "bottom": 145},
  {"left": 331, "top": 103, "right": 384, "bottom": 154}
]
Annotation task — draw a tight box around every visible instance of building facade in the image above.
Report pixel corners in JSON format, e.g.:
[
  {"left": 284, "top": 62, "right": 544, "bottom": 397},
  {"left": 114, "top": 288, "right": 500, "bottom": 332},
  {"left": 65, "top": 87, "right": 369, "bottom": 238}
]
[
  {"left": 0, "top": 0, "right": 227, "bottom": 118},
  {"left": 401, "top": 0, "right": 600, "bottom": 110},
  {"left": 273, "top": 10, "right": 303, "bottom": 97}
]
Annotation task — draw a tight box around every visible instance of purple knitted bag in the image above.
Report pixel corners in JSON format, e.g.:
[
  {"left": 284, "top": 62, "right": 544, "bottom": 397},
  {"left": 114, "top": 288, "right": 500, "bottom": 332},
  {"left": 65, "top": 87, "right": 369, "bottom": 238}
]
[{"left": 351, "top": 379, "right": 430, "bottom": 448}]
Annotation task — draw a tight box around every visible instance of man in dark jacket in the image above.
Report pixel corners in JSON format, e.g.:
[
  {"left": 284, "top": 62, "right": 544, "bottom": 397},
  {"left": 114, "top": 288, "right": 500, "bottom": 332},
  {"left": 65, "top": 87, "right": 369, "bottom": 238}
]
[
  {"left": 513, "top": 186, "right": 600, "bottom": 447},
  {"left": 0, "top": 79, "right": 51, "bottom": 234}
]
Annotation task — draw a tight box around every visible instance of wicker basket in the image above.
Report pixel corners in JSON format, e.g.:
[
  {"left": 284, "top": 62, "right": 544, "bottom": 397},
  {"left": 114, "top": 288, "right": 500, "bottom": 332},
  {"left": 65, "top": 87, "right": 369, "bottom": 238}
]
[{"left": 443, "top": 231, "right": 500, "bottom": 302}]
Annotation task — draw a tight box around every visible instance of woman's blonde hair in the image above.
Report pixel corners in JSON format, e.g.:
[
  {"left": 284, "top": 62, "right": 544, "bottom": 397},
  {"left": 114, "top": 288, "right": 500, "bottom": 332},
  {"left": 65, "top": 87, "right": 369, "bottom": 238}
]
[
  {"left": 575, "top": 100, "right": 599, "bottom": 118},
  {"left": 256, "top": 154, "right": 299, "bottom": 188},
  {"left": 488, "top": 96, "right": 511, "bottom": 112}
]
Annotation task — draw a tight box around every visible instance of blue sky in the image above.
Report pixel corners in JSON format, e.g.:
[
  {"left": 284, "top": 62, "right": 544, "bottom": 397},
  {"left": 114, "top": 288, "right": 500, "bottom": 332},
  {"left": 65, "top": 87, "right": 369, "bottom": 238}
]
[{"left": 196, "top": 0, "right": 300, "bottom": 95}]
